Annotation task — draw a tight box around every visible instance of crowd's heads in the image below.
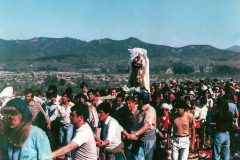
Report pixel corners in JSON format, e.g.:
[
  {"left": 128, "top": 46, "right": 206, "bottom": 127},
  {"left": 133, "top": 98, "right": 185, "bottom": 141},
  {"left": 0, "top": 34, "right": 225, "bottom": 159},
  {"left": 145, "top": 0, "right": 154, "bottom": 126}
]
[
  {"left": 33, "top": 89, "right": 41, "bottom": 97},
  {"left": 49, "top": 92, "right": 57, "bottom": 104},
  {"left": 70, "top": 103, "right": 89, "bottom": 122},
  {"left": 87, "top": 89, "right": 96, "bottom": 101},
  {"left": 65, "top": 87, "right": 73, "bottom": 94},
  {"left": 189, "top": 90, "right": 195, "bottom": 98},
  {"left": 175, "top": 100, "right": 189, "bottom": 111},
  {"left": 62, "top": 92, "right": 71, "bottom": 102},
  {"left": 24, "top": 88, "right": 34, "bottom": 98},
  {"left": 161, "top": 103, "right": 170, "bottom": 110},
  {"left": 190, "top": 99, "right": 198, "bottom": 107},
  {"left": 75, "top": 93, "right": 87, "bottom": 104},
  {"left": 200, "top": 97, "right": 207, "bottom": 105},
  {"left": 184, "top": 96, "right": 191, "bottom": 104},
  {"left": 125, "top": 96, "right": 135, "bottom": 111},
  {"left": 24, "top": 88, "right": 34, "bottom": 104},
  {"left": 97, "top": 102, "right": 112, "bottom": 114},
  {"left": 95, "top": 89, "right": 100, "bottom": 97},
  {"left": 116, "top": 93, "right": 125, "bottom": 102},
  {"left": 99, "top": 89, "right": 108, "bottom": 97},
  {"left": 80, "top": 82, "right": 88, "bottom": 93},
  {"left": 48, "top": 85, "right": 57, "bottom": 94},
  {"left": 168, "top": 93, "right": 175, "bottom": 102},
  {"left": 80, "top": 82, "right": 88, "bottom": 89},
  {"left": 152, "top": 91, "right": 163, "bottom": 103},
  {"left": 200, "top": 80, "right": 204, "bottom": 85},
  {"left": 139, "top": 92, "right": 150, "bottom": 104},
  {"left": 111, "top": 88, "right": 117, "bottom": 96}
]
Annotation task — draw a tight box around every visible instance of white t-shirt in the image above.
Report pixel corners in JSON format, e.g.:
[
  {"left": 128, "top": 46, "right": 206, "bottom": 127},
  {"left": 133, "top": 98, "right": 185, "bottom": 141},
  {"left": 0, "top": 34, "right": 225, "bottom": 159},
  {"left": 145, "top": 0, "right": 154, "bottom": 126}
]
[
  {"left": 199, "top": 106, "right": 208, "bottom": 121},
  {"left": 72, "top": 123, "right": 97, "bottom": 160},
  {"left": 191, "top": 107, "right": 201, "bottom": 119},
  {"left": 101, "top": 116, "right": 123, "bottom": 149}
]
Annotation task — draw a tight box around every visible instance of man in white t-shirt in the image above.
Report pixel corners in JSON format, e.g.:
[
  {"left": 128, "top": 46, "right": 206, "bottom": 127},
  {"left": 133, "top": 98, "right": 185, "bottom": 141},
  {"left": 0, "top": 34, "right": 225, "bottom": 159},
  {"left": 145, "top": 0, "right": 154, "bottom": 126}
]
[
  {"left": 52, "top": 104, "right": 97, "bottom": 160},
  {"left": 95, "top": 102, "right": 129, "bottom": 160}
]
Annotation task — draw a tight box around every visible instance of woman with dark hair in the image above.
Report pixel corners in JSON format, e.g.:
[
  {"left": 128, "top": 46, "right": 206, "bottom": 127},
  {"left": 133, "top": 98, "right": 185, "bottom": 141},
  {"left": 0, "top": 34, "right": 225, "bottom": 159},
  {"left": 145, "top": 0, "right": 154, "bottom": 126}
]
[
  {"left": 212, "top": 97, "right": 232, "bottom": 160},
  {"left": 74, "top": 93, "right": 87, "bottom": 105},
  {"left": 1, "top": 98, "right": 52, "bottom": 160}
]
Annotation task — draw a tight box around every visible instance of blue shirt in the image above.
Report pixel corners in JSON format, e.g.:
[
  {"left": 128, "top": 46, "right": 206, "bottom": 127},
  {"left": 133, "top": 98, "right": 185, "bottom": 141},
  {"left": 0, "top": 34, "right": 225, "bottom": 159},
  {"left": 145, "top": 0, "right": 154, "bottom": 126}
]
[{"left": 4, "top": 126, "right": 52, "bottom": 160}]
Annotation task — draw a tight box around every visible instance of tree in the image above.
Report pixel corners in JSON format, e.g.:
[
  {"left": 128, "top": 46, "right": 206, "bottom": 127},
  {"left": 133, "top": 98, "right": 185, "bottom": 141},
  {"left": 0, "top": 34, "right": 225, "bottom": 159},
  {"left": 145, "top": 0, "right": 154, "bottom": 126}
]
[
  {"left": 173, "top": 62, "right": 195, "bottom": 75},
  {"left": 58, "top": 78, "right": 66, "bottom": 86},
  {"left": 44, "top": 75, "right": 58, "bottom": 86},
  {"left": 199, "top": 65, "right": 205, "bottom": 74}
]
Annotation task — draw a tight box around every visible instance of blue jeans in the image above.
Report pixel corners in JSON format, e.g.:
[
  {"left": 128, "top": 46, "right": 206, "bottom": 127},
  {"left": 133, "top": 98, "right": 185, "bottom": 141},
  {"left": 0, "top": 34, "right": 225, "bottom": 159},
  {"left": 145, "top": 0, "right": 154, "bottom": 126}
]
[
  {"left": 131, "top": 140, "right": 156, "bottom": 160},
  {"left": 59, "top": 124, "right": 74, "bottom": 157},
  {"left": 213, "top": 131, "right": 230, "bottom": 160}
]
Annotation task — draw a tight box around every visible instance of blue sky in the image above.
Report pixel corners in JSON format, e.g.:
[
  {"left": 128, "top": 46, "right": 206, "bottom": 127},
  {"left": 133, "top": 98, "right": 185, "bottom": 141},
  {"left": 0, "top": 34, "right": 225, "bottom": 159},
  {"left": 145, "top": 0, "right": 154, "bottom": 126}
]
[{"left": 0, "top": 0, "right": 240, "bottom": 49}]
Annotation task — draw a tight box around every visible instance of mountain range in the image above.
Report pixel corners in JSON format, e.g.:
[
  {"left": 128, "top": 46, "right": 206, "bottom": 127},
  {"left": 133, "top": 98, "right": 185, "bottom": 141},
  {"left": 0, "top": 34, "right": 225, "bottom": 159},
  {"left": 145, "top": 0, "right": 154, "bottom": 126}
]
[
  {"left": 0, "top": 37, "right": 239, "bottom": 68},
  {"left": 226, "top": 45, "right": 240, "bottom": 53}
]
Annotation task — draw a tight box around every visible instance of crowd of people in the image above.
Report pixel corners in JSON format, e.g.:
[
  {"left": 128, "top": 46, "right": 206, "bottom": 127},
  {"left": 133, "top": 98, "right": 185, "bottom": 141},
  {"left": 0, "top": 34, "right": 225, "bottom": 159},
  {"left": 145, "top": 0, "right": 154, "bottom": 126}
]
[{"left": 0, "top": 78, "right": 240, "bottom": 160}]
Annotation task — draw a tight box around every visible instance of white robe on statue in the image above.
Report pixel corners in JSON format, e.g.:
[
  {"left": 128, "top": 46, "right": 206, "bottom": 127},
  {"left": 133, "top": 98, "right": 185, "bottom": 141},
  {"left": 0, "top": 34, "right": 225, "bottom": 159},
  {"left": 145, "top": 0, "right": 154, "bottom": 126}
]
[{"left": 127, "top": 48, "right": 150, "bottom": 92}]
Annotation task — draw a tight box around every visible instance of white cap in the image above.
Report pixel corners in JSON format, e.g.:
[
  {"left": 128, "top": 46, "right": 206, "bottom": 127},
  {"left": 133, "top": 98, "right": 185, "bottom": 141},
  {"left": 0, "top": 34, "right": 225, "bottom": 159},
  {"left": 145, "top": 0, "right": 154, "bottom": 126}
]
[
  {"left": 161, "top": 103, "right": 170, "bottom": 110},
  {"left": 0, "top": 86, "right": 13, "bottom": 98},
  {"left": 189, "top": 90, "right": 195, "bottom": 96}
]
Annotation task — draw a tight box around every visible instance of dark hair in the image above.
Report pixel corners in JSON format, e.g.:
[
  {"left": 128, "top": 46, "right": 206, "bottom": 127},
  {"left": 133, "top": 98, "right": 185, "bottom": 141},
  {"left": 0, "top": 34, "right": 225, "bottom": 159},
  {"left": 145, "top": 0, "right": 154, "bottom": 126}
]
[
  {"left": 97, "top": 102, "right": 112, "bottom": 114},
  {"left": 177, "top": 90, "right": 185, "bottom": 97},
  {"left": 65, "top": 87, "right": 73, "bottom": 94},
  {"left": 99, "top": 89, "right": 108, "bottom": 96},
  {"left": 48, "top": 85, "right": 57, "bottom": 93},
  {"left": 71, "top": 104, "right": 89, "bottom": 121},
  {"left": 190, "top": 99, "right": 198, "bottom": 106},
  {"left": 200, "top": 97, "right": 207, "bottom": 105},
  {"left": 87, "top": 89, "right": 96, "bottom": 96},
  {"left": 46, "top": 91, "right": 51, "bottom": 99},
  {"left": 116, "top": 87, "right": 123, "bottom": 93},
  {"left": 133, "top": 92, "right": 140, "bottom": 102},
  {"left": 49, "top": 92, "right": 57, "bottom": 98},
  {"left": 216, "top": 97, "right": 229, "bottom": 122},
  {"left": 75, "top": 93, "right": 87, "bottom": 103},
  {"left": 175, "top": 100, "right": 189, "bottom": 111},
  {"left": 152, "top": 91, "right": 162, "bottom": 100},
  {"left": 80, "top": 82, "right": 88, "bottom": 89},
  {"left": 162, "top": 86, "right": 170, "bottom": 93},
  {"left": 161, "top": 82, "right": 166, "bottom": 85},
  {"left": 204, "top": 90, "right": 211, "bottom": 98},
  {"left": 184, "top": 96, "right": 191, "bottom": 101},
  {"left": 116, "top": 93, "right": 125, "bottom": 102},
  {"left": 125, "top": 96, "right": 135, "bottom": 103},
  {"left": 24, "top": 88, "right": 34, "bottom": 98},
  {"left": 111, "top": 88, "right": 117, "bottom": 92},
  {"left": 33, "top": 89, "right": 41, "bottom": 97},
  {"left": 62, "top": 92, "right": 71, "bottom": 99}
]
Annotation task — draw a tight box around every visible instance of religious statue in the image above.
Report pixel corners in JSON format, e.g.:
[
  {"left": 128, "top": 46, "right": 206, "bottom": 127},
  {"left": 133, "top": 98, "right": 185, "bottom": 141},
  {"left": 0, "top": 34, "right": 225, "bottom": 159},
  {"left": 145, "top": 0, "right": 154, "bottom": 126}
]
[{"left": 127, "top": 48, "right": 150, "bottom": 92}]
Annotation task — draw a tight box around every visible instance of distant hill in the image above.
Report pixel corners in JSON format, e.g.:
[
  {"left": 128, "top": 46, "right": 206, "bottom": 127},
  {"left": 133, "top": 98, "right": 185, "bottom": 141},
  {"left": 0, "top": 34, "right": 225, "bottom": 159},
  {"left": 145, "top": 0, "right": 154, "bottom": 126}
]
[
  {"left": 0, "top": 37, "right": 239, "bottom": 67},
  {"left": 226, "top": 45, "right": 240, "bottom": 53}
]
